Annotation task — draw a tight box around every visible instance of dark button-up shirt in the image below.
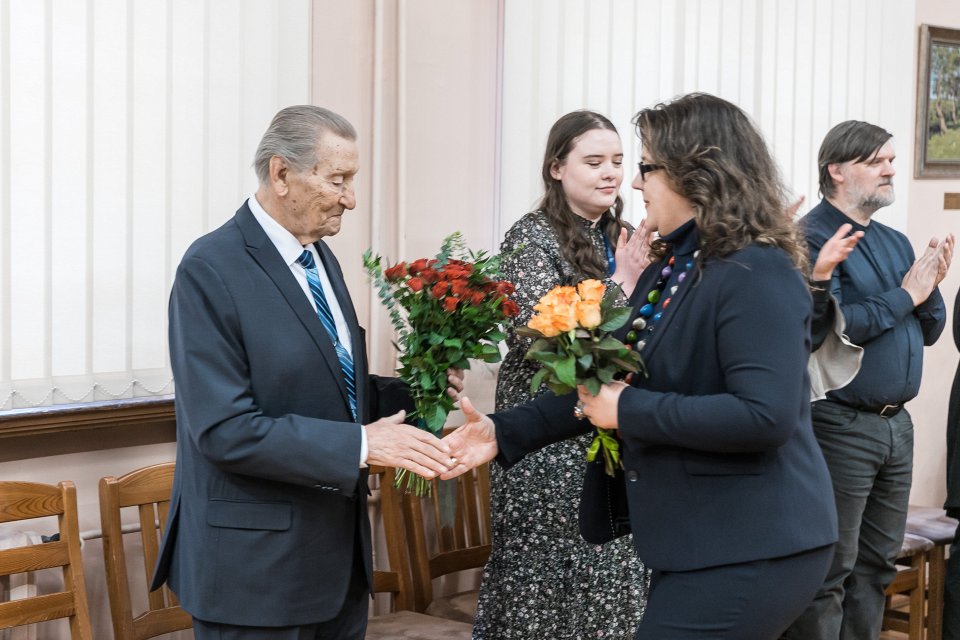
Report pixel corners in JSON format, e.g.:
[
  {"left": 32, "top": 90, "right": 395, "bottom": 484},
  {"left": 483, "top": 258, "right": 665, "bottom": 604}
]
[{"left": 801, "top": 199, "right": 946, "bottom": 407}]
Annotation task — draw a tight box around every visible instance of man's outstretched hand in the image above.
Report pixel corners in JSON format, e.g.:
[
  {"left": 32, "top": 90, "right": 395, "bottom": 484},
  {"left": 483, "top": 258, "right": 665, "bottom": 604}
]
[
  {"left": 440, "top": 397, "right": 499, "bottom": 480},
  {"left": 365, "top": 411, "right": 455, "bottom": 478}
]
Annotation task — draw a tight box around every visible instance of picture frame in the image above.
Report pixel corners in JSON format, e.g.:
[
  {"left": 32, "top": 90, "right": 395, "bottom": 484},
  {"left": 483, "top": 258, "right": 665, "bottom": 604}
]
[{"left": 915, "top": 24, "right": 960, "bottom": 179}]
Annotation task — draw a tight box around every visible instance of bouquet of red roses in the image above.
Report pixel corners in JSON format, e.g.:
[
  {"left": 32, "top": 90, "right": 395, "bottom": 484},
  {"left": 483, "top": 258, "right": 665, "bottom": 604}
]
[{"left": 363, "top": 232, "right": 518, "bottom": 494}]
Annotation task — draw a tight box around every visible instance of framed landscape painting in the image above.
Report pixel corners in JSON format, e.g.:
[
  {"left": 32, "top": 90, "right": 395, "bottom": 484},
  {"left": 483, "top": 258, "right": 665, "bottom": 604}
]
[{"left": 916, "top": 25, "right": 960, "bottom": 178}]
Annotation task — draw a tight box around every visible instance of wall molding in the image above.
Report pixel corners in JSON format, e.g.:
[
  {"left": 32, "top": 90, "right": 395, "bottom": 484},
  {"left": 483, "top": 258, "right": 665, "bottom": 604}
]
[{"left": 0, "top": 395, "right": 175, "bottom": 461}]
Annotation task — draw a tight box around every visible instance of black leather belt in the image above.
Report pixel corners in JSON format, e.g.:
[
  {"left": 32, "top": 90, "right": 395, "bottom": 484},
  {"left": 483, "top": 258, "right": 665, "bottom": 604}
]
[{"left": 834, "top": 400, "right": 904, "bottom": 418}]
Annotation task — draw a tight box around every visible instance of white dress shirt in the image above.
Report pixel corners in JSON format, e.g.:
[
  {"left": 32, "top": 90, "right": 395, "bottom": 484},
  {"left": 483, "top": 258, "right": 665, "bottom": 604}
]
[{"left": 247, "top": 195, "right": 368, "bottom": 465}]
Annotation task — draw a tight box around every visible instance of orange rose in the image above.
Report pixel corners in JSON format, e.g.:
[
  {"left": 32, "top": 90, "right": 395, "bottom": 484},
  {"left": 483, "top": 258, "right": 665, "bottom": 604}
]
[
  {"left": 576, "top": 300, "right": 602, "bottom": 328},
  {"left": 528, "top": 313, "right": 561, "bottom": 337},
  {"left": 529, "top": 286, "right": 579, "bottom": 335},
  {"left": 577, "top": 279, "right": 605, "bottom": 304}
]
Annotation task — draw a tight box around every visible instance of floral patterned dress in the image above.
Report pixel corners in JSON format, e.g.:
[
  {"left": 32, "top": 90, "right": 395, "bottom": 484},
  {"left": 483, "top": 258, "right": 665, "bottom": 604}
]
[{"left": 472, "top": 211, "right": 649, "bottom": 639}]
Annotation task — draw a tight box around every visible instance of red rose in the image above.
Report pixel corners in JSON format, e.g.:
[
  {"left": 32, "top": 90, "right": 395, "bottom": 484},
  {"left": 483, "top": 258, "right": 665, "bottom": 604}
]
[
  {"left": 450, "top": 279, "right": 470, "bottom": 296},
  {"left": 501, "top": 299, "right": 520, "bottom": 317},
  {"left": 431, "top": 282, "right": 448, "bottom": 299},
  {"left": 383, "top": 262, "right": 407, "bottom": 281},
  {"left": 408, "top": 258, "right": 430, "bottom": 275},
  {"left": 408, "top": 277, "right": 424, "bottom": 292},
  {"left": 443, "top": 297, "right": 459, "bottom": 312},
  {"left": 496, "top": 281, "right": 516, "bottom": 296},
  {"left": 420, "top": 267, "right": 439, "bottom": 284},
  {"left": 469, "top": 291, "right": 486, "bottom": 306},
  {"left": 443, "top": 264, "right": 470, "bottom": 279}
]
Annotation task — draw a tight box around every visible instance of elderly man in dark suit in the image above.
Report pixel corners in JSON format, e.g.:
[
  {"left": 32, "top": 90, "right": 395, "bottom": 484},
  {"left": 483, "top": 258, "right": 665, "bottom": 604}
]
[{"left": 151, "top": 105, "right": 458, "bottom": 640}]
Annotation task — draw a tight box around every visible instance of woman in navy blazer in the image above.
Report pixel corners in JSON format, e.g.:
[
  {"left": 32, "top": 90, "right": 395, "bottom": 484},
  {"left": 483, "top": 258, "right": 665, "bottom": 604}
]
[{"left": 445, "top": 93, "right": 838, "bottom": 639}]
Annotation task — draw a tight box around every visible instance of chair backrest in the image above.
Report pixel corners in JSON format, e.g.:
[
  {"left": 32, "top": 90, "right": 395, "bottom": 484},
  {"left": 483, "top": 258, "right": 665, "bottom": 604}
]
[
  {"left": 0, "top": 480, "right": 93, "bottom": 639},
  {"left": 403, "top": 464, "right": 491, "bottom": 612},
  {"left": 369, "top": 466, "right": 416, "bottom": 612},
  {"left": 98, "top": 462, "right": 192, "bottom": 640}
]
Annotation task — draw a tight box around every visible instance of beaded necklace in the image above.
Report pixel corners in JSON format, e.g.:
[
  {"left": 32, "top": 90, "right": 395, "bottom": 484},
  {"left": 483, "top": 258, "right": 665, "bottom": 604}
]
[{"left": 625, "top": 250, "right": 698, "bottom": 351}]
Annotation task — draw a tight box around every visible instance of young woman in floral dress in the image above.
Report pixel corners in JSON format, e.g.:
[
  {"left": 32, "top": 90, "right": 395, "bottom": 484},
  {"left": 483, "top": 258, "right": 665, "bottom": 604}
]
[{"left": 472, "top": 111, "right": 651, "bottom": 639}]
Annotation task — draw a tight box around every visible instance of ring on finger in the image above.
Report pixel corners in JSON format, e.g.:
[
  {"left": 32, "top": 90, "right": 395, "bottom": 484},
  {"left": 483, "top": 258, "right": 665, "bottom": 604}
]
[{"left": 573, "top": 401, "right": 586, "bottom": 420}]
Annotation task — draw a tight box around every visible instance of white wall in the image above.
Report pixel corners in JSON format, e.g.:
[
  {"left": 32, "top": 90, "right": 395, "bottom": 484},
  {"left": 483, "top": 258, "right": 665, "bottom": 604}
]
[
  {"left": 0, "top": 1, "right": 311, "bottom": 637},
  {"left": 310, "top": 0, "right": 503, "bottom": 381},
  {"left": 0, "top": 0, "right": 311, "bottom": 410},
  {"left": 909, "top": 0, "right": 960, "bottom": 510},
  {"left": 499, "top": 0, "right": 915, "bottom": 233}
]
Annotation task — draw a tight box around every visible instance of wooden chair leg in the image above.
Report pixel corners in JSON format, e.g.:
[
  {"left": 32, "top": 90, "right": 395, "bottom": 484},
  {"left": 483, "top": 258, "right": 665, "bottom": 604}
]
[{"left": 928, "top": 545, "right": 946, "bottom": 640}]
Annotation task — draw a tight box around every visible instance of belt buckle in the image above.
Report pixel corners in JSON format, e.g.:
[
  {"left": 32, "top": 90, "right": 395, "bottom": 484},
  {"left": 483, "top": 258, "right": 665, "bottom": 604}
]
[{"left": 879, "top": 404, "right": 898, "bottom": 418}]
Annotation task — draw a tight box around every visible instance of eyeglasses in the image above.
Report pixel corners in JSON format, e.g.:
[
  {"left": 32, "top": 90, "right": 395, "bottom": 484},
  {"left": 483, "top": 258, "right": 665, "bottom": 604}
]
[{"left": 637, "top": 163, "right": 663, "bottom": 180}]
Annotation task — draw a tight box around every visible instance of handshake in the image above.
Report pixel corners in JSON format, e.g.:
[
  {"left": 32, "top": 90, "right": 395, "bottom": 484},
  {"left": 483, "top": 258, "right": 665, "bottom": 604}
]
[{"left": 363, "top": 396, "right": 499, "bottom": 481}]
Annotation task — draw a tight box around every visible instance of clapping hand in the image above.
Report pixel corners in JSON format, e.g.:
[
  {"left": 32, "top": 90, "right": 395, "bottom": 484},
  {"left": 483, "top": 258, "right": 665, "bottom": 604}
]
[
  {"left": 612, "top": 219, "right": 654, "bottom": 298},
  {"left": 812, "top": 223, "right": 864, "bottom": 281},
  {"left": 439, "top": 397, "right": 499, "bottom": 480},
  {"left": 902, "top": 234, "right": 955, "bottom": 306}
]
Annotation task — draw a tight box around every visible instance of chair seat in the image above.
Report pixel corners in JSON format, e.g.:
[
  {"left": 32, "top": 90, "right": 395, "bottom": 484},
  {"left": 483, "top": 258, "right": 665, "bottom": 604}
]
[
  {"left": 424, "top": 590, "right": 479, "bottom": 624},
  {"left": 905, "top": 506, "right": 959, "bottom": 544},
  {"left": 365, "top": 610, "right": 473, "bottom": 639},
  {"left": 898, "top": 532, "right": 935, "bottom": 559}
]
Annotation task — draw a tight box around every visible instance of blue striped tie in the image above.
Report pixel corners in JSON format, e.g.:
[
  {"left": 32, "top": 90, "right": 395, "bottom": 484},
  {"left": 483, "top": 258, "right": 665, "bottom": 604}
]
[{"left": 297, "top": 249, "right": 358, "bottom": 421}]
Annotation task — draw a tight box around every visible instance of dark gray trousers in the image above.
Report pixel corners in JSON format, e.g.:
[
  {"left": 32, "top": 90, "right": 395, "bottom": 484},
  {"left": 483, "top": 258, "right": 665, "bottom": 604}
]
[{"left": 782, "top": 400, "right": 913, "bottom": 640}]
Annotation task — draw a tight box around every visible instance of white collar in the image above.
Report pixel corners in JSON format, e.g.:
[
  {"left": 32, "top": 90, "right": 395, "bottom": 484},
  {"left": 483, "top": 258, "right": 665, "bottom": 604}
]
[{"left": 247, "top": 194, "right": 316, "bottom": 266}]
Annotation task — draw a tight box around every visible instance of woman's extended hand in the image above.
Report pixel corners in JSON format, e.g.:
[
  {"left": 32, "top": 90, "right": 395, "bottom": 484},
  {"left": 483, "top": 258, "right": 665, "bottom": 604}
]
[
  {"left": 577, "top": 381, "right": 629, "bottom": 430},
  {"left": 439, "top": 397, "right": 499, "bottom": 480}
]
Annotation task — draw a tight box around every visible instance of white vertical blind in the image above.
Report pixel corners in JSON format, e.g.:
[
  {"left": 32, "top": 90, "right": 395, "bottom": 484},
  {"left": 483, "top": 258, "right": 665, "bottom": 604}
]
[
  {"left": 0, "top": 0, "right": 311, "bottom": 410},
  {"left": 499, "top": 0, "right": 917, "bottom": 234}
]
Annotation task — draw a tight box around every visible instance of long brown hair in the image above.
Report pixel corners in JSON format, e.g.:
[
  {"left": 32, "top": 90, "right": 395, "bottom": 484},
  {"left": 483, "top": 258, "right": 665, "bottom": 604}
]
[
  {"left": 539, "top": 110, "right": 631, "bottom": 279},
  {"left": 633, "top": 93, "right": 807, "bottom": 272}
]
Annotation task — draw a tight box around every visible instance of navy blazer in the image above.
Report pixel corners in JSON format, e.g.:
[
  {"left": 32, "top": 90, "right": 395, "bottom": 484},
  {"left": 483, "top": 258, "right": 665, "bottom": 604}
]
[
  {"left": 152, "top": 203, "right": 413, "bottom": 626},
  {"left": 491, "top": 242, "right": 838, "bottom": 572}
]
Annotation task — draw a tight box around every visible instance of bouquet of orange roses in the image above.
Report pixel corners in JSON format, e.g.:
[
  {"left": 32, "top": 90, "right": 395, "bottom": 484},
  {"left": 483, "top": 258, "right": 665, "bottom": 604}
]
[
  {"left": 517, "top": 279, "right": 644, "bottom": 476},
  {"left": 363, "top": 232, "right": 518, "bottom": 494}
]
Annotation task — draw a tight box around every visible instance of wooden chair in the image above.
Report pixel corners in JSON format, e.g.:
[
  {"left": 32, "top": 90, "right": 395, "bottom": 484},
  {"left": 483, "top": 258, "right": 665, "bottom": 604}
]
[
  {"left": 905, "top": 506, "right": 960, "bottom": 640},
  {"left": 883, "top": 532, "right": 934, "bottom": 640},
  {"left": 365, "top": 466, "right": 473, "bottom": 639},
  {"left": 98, "top": 462, "right": 192, "bottom": 639},
  {"left": 0, "top": 480, "right": 93, "bottom": 639},
  {"left": 403, "top": 464, "right": 491, "bottom": 623}
]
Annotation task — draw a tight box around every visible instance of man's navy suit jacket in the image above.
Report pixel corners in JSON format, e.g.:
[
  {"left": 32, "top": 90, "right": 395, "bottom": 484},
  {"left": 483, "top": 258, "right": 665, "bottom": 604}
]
[{"left": 152, "top": 202, "right": 413, "bottom": 626}]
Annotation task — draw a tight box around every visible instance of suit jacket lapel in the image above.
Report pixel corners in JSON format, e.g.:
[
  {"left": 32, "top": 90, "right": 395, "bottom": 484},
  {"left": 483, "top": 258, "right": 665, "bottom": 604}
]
[{"left": 234, "top": 205, "right": 351, "bottom": 410}]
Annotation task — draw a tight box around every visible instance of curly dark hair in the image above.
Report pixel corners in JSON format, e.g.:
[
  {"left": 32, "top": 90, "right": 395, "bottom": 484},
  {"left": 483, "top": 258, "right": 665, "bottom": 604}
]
[
  {"left": 539, "top": 110, "right": 632, "bottom": 279},
  {"left": 632, "top": 93, "right": 807, "bottom": 272}
]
